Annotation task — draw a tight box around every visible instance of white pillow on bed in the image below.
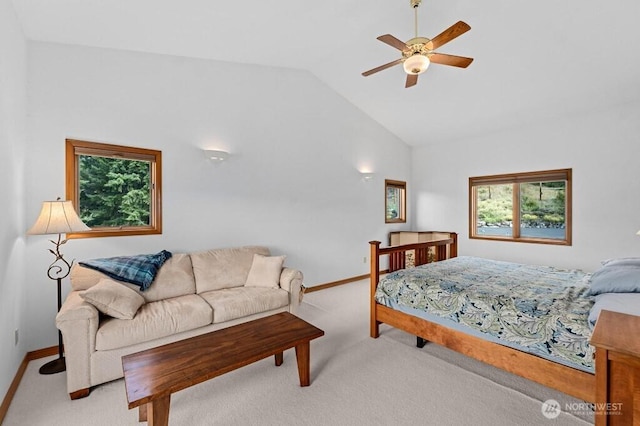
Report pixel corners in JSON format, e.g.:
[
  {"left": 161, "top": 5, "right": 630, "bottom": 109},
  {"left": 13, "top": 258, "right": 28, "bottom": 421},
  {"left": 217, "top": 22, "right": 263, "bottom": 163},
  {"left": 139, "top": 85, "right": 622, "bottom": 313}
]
[{"left": 588, "top": 292, "right": 640, "bottom": 327}]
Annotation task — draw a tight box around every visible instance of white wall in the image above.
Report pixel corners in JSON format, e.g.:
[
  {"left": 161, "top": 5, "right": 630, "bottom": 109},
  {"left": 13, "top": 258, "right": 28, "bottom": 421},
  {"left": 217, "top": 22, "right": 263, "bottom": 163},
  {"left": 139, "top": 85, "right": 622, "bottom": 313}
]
[
  {"left": 23, "top": 42, "right": 412, "bottom": 351},
  {"left": 412, "top": 100, "right": 640, "bottom": 271},
  {"left": 0, "top": 0, "right": 27, "bottom": 400}
]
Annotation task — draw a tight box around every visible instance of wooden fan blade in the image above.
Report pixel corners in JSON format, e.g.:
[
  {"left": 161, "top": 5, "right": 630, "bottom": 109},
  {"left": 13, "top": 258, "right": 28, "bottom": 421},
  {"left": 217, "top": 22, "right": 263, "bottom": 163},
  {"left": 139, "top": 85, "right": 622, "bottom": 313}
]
[
  {"left": 362, "top": 58, "right": 403, "bottom": 77},
  {"left": 429, "top": 53, "right": 474, "bottom": 68},
  {"left": 377, "top": 34, "right": 407, "bottom": 51},
  {"left": 430, "top": 21, "right": 471, "bottom": 50},
  {"left": 405, "top": 74, "right": 418, "bottom": 88}
]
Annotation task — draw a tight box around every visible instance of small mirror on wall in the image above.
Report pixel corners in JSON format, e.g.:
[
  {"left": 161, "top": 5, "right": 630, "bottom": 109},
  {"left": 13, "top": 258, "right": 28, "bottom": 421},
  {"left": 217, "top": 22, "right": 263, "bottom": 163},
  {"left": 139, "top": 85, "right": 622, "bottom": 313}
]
[{"left": 385, "top": 179, "right": 406, "bottom": 223}]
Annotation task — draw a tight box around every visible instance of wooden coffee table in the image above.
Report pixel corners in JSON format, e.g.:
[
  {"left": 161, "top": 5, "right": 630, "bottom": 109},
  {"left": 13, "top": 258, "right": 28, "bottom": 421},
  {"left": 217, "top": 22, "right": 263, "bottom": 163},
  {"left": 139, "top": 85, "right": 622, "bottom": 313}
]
[{"left": 122, "top": 312, "right": 324, "bottom": 426}]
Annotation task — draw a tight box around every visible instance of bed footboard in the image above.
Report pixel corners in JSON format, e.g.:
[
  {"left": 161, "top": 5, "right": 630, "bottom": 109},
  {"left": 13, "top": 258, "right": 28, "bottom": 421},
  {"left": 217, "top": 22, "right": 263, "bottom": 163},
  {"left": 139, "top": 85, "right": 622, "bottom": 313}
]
[{"left": 369, "top": 231, "right": 458, "bottom": 338}]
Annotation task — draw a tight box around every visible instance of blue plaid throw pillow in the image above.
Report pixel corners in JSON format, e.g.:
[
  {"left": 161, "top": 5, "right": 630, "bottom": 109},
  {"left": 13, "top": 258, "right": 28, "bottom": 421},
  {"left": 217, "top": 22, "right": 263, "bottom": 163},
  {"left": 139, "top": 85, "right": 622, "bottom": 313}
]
[{"left": 80, "top": 250, "right": 172, "bottom": 291}]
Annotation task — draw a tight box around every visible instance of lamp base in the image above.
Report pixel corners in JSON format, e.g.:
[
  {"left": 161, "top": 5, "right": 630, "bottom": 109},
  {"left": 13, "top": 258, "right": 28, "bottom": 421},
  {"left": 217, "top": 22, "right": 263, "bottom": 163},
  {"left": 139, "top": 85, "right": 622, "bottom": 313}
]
[{"left": 39, "top": 356, "right": 66, "bottom": 375}]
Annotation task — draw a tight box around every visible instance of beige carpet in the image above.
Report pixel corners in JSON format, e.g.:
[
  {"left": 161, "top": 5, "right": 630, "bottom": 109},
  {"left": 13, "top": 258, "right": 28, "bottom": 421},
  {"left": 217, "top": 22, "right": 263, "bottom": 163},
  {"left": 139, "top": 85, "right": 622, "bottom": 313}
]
[{"left": 4, "top": 280, "right": 593, "bottom": 425}]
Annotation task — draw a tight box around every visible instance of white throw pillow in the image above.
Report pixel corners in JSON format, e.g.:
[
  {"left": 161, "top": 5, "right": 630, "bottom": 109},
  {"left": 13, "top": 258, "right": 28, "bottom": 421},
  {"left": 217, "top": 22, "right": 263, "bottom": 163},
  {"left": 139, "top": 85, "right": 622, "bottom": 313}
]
[
  {"left": 80, "top": 278, "right": 145, "bottom": 319},
  {"left": 244, "top": 254, "right": 286, "bottom": 289}
]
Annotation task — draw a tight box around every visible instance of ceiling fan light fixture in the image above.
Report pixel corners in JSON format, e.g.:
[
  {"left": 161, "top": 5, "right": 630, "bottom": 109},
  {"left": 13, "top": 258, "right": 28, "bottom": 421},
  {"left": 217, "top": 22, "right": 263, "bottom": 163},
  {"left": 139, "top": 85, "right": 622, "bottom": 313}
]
[
  {"left": 361, "top": 0, "right": 472, "bottom": 87},
  {"left": 403, "top": 54, "right": 430, "bottom": 75}
]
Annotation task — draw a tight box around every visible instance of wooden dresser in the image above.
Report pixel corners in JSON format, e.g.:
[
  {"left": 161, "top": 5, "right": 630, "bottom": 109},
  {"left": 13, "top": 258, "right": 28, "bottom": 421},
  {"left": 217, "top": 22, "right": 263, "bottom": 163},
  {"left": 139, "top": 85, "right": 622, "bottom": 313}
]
[{"left": 591, "top": 309, "right": 640, "bottom": 425}]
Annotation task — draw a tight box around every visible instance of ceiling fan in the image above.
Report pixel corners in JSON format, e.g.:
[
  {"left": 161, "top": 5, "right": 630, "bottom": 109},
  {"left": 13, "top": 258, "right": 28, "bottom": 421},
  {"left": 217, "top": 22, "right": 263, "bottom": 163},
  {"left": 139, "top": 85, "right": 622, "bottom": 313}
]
[{"left": 362, "top": 0, "right": 473, "bottom": 88}]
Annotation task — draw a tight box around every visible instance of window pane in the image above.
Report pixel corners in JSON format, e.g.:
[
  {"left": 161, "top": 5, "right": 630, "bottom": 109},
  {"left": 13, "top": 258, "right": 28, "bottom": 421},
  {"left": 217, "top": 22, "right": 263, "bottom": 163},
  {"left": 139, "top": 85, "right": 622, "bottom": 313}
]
[
  {"left": 476, "top": 184, "right": 513, "bottom": 237},
  {"left": 386, "top": 187, "right": 401, "bottom": 220},
  {"left": 519, "top": 181, "right": 566, "bottom": 240},
  {"left": 78, "top": 155, "right": 152, "bottom": 227}
]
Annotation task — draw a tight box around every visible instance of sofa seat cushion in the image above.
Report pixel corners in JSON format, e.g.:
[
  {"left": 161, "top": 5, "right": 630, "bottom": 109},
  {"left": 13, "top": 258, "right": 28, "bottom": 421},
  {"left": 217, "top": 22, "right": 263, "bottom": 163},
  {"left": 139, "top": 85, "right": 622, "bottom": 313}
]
[
  {"left": 191, "top": 246, "right": 270, "bottom": 293},
  {"left": 199, "top": 287, "right": 289, "bottom": 324},
  {"left": 95, "top": 294, "right": 212, "bottom": 351}
]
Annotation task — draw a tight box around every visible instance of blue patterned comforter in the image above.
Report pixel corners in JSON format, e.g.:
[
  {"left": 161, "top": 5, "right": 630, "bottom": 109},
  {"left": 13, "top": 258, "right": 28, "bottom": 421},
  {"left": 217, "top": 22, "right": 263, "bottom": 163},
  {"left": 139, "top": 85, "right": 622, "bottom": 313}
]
[{"left": 375, "top": 256, "right": 595, "bottom": 371}]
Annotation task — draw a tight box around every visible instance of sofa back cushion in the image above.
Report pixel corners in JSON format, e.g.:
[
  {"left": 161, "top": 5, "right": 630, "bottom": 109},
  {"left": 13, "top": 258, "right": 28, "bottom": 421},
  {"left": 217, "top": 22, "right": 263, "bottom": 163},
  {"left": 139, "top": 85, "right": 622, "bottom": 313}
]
[
  {"left": 70, "top": 253, "right": 196, "bottom": 303},
  {"left": 191, "top": 246, "right": 270, "bottom": 293}
]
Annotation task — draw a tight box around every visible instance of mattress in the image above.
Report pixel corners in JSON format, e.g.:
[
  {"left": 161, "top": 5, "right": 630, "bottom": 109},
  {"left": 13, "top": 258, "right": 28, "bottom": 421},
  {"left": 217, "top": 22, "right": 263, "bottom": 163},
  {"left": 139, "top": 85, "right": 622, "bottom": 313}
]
[{"left": 375, "top": 256, "right": 595, "bottom": 372}]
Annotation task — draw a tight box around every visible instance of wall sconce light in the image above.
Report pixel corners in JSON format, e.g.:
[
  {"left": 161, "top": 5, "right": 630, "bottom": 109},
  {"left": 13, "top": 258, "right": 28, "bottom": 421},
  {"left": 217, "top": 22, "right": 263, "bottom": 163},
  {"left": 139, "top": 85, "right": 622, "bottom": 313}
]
[
  {"left": 361, "top": 172, "right": 375, "bottom": 182},
  {"left": 204, "top": 149, "right": 230, "bottom": 162}
]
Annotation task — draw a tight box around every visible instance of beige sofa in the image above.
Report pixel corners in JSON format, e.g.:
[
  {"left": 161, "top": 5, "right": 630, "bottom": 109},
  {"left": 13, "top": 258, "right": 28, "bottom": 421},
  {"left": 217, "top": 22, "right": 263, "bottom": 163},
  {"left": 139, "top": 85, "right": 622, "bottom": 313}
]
[{"left": 56, "top": 246, "right": 302, "bottom": 399}]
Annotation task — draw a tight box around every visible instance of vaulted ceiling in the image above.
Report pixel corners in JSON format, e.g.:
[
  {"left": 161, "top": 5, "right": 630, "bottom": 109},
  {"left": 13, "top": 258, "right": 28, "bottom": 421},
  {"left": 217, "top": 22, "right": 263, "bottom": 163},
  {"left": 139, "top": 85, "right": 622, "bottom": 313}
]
[{"left": 11, "top": 0, "right": 640, "bottom": 146}]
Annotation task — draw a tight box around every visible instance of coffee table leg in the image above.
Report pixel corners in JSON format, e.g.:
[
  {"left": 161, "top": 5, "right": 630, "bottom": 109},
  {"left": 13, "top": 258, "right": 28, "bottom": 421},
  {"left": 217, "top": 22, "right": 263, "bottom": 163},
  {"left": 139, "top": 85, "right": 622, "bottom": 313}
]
[
  {"left": 295, "top": 341, "right": 311, "bottom": 386},
  {"left": 274, "top": 352, "right": 283, "bottom": 366},
  {"left": 139, "top": 404, "right": 148, "bottom": 422},
  {"left": 147, "top": 395, "right": 171, "bottom": 426}
]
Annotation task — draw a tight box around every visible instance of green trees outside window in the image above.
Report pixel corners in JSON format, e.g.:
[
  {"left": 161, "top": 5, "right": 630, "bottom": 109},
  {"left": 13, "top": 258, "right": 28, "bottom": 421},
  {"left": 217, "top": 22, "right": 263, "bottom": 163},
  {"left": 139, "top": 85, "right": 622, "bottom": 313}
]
[{"left": 78, "top": 155, "right": 151, "bottom": 227}]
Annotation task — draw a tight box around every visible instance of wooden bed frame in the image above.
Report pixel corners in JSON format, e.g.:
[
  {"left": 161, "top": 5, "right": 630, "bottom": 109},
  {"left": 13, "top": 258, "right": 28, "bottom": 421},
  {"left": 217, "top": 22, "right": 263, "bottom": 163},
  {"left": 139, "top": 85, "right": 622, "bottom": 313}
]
[{"left": 369, "top": 232, "right": 596, "bottom": 403}]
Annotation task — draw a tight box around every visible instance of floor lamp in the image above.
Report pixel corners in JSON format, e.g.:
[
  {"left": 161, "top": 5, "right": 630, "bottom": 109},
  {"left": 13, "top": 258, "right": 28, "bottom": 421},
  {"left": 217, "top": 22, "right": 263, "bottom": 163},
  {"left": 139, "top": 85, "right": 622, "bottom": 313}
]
[{"left": 27, "top": 199, "right": 90, "bottom": 375}]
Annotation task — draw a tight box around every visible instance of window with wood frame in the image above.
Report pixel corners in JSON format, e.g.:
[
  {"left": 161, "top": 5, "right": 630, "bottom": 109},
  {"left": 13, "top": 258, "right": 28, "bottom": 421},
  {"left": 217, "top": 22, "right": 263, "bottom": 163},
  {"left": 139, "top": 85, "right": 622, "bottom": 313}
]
[
  {"left": 65, "top": 139, "right": 162, "bottom": 238},
  {"left": 469, "top": 169, "right": 571, "bottom": 245},
  {"left": 385, "top": 179, "right": 406, "bottom": 223}
]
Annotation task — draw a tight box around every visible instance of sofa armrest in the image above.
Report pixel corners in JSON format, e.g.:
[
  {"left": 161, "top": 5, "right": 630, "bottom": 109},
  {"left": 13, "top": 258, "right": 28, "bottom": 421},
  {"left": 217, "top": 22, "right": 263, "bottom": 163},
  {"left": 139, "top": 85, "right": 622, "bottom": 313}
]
[
  {"left": 279, "top": 267, "right": 303, "bottom": 313},
  {"left": 56, "top": 291, "right": 100, "bottom": 395},
  {"left": 57, "top": 291, "right": 99, "bottom": 322}
]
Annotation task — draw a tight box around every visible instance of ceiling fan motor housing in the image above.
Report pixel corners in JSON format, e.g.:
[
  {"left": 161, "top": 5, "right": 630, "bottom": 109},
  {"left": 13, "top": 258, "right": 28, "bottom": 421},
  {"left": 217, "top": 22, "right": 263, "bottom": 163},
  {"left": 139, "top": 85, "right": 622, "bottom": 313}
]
[
  {"left": 404, "top": 37, "right": 433, "bottom": 55},
  {"left": 402, "top": 37, "right": 433, "bottom": 74}
]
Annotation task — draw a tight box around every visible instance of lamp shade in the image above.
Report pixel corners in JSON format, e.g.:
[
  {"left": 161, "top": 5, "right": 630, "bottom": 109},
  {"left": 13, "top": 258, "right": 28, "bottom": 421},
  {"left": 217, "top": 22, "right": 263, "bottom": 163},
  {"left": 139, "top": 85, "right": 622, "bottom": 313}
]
[
  {"left": 403, "top": 54, "right": 430, "bottom": 75},
  {"left": 27, "top": 200, "right": 90, "bottom": 235}
]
